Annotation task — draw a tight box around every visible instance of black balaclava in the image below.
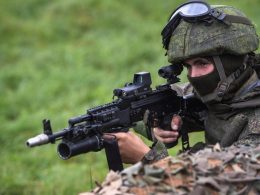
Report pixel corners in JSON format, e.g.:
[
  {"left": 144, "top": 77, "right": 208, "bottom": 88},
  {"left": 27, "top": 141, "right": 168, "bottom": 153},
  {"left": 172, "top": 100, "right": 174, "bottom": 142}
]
[
  {"left": 187, "top": 54, "right": 252, "bottom": 103},
  {"left": 187, "top": 56, "right": 219, "bottom": 97}
]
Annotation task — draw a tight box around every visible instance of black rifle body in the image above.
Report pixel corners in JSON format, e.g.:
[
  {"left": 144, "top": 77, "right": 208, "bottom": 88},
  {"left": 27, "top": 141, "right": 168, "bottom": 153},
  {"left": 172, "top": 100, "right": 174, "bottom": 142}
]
[{"left": 26, "top": 71, "right": 205, "bottom": 170}]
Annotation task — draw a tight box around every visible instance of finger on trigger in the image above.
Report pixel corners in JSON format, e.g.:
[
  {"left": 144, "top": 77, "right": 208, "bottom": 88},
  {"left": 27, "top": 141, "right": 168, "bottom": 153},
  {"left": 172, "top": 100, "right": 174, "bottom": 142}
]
[{"left": 157, "top": 130, "right": 178, "bottom": 138}]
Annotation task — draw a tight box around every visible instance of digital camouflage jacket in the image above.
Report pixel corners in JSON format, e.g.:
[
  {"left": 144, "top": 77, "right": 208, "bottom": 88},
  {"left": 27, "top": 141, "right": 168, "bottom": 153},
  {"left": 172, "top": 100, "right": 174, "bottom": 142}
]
[{"left": 205, "top": 71, "right": 260, "bottom": 146}]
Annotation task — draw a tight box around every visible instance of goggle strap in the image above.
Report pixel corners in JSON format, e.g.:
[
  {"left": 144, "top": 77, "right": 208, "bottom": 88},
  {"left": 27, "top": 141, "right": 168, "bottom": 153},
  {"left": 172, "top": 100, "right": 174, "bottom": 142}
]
[{"left": 161, "top": 15, "right": 182, "bottom": 49}]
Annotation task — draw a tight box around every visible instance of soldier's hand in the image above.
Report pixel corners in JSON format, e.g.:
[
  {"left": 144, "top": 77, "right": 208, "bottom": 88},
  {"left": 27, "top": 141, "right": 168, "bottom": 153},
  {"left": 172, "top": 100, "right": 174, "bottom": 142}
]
[
  {"left": 111, "top": 132, "right": 150, "bottom": 164},
  {"left": 153, "top": 115, "right": 182, "bottom": 144}
]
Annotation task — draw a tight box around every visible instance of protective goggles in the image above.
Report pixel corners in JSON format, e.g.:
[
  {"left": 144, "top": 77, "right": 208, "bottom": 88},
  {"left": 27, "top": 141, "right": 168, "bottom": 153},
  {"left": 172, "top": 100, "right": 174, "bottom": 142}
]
[{"left": 161, "top": 0, "right": 252, "bottom": 50}]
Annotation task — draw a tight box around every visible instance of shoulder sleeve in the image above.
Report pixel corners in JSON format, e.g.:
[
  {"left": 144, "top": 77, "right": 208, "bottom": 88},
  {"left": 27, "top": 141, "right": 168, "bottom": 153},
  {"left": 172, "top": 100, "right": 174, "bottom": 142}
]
[
  {"left": 141, "top": 141, "right": 169, "bottom": 164},
  {"left": 170, "top": 82, "right": 194, "bottom": 98},
  {"left": 235, "top": 108, "right": 260, "bottom": 146}
]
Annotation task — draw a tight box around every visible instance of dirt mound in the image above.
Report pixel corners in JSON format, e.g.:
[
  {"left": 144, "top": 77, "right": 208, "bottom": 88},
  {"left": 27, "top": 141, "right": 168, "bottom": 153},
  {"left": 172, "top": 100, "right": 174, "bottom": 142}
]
[{"left": 81, "top": 144, "right": 260, "bottom": 195}]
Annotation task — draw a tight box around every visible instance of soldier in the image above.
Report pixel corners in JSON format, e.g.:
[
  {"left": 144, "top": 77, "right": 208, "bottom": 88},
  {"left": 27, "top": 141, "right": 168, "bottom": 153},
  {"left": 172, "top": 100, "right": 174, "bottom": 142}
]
[{"left": 113, "top": 1, "right": 260, "bottom": 164}]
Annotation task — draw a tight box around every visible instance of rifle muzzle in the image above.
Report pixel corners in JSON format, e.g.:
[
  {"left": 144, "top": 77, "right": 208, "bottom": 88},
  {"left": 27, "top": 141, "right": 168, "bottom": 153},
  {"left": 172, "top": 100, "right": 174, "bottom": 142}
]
[
  {"left": 26, "top": 134, "right": 50, "bottom": 147},
  {"left": 57, "top": 136, "right": 102, "bottom": 160}
]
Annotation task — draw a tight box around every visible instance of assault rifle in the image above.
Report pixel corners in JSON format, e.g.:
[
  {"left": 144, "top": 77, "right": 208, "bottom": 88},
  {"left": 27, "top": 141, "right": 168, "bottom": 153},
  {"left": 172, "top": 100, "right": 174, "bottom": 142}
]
[{"left": 26, "top": 65, "right": 205, "bottom": 171}]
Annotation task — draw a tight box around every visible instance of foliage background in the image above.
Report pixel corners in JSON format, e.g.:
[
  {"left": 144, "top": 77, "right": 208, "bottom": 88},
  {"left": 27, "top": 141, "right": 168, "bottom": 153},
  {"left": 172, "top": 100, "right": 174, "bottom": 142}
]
[{"left": 1, "top": 0, "right": 259, "bottom": 194}]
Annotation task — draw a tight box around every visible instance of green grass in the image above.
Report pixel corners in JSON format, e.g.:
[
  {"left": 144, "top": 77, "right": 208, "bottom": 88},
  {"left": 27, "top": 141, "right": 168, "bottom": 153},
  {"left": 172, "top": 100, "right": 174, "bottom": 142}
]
[{"left": 1, "top": 0, "right": 260, "bottom": 194}]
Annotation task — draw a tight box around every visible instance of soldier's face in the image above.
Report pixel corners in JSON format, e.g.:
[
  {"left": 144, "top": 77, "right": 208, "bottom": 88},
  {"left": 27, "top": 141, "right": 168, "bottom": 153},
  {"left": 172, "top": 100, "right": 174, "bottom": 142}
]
[{"left": 183, "top": 57, "right": 214, "bottom": 77}]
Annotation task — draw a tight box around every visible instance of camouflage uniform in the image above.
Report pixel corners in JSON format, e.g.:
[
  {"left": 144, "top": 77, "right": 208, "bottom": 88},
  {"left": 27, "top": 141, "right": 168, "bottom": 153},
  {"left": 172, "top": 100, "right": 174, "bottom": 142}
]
[
  {"left": 204, "top": 71, "right": 260, "bottom": 146},
  {"left": 134, "top": 121, "right": 169, "bottom": 163}
]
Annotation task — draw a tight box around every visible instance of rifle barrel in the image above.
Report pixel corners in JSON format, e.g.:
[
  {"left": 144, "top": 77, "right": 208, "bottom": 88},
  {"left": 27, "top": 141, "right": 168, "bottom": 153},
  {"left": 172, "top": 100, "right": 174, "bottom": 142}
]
[
  {"left": 26, "top": 129, "right": 69, "bottom": 147},
  {"left": 26, "top": 133, "right": 50, "bottom": 147}
]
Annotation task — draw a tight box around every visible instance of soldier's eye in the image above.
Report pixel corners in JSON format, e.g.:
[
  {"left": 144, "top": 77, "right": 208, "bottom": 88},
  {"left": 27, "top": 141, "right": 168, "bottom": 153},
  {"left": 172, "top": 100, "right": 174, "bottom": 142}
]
[
  {"left": 199, "top": 62, "right": 208, "bottom": 66},
  {"left": 195, "top": 60, "right": 210, "bottom": 67}
]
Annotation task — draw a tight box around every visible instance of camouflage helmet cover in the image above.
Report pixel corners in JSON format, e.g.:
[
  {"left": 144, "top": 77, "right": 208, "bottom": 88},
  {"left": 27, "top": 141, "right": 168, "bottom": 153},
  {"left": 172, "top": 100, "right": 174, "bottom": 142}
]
[{"left": 167, "top": 5, "right": 259, "bottom": 64}]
